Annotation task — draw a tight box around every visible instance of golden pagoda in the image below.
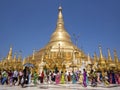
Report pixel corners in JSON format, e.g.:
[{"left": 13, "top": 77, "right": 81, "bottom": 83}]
[
  {"left": 113, "top": 49, "right": 120, "bottom": 70},
  {"left": 0, "top": 46, "right": 22, "bottom": 71},
  {"left": 25, "top": 6, "right": 87, "bottom": 72},
  {"left": 107, "top": 48, "right": 115, "bottom": 70},
  {"left": 92, "top": 52, "right": 99, "bottom": 71},
  {"left": 97, "top": 46, "right": 106, "bottom": 71}
]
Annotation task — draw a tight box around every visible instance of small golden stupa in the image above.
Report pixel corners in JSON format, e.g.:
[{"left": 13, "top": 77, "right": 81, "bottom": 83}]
[{"left": 0, "top": 46, "right": 22, "bottom": 71}]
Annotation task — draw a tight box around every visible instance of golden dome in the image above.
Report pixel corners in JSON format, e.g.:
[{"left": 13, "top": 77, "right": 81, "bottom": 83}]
[{"left": 44, "top": 6, "right": 77, "bottom": 51}]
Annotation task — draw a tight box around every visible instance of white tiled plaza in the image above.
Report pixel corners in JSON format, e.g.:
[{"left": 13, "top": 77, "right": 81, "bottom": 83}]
[{"left": 0, "top": 84, "right": 120, "bottom": 90}]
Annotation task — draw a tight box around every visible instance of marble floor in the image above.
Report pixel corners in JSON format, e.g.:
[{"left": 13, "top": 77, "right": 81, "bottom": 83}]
[{"left": 0, "top": 84, "right": 120, "bottom": 90}]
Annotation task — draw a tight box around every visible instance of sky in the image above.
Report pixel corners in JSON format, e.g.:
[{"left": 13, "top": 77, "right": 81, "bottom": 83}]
[{"left": 0, "top": 0, "right": 120, "bottom": 60}]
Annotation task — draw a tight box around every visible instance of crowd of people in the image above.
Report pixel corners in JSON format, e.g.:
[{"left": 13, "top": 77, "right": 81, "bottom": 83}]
[{"left": 0, "top": 67, "right": 120, "bottom": 88}]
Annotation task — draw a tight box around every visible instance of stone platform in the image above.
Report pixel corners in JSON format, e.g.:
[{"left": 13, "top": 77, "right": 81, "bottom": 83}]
[{"left": 0, "top": 84, "right": 120, "bottom": 90}]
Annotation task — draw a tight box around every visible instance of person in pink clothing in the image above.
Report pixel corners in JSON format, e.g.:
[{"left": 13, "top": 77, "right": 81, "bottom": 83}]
[
  {"left": 55, "top": 71, "right": 60, "bottom": 84},
  {"left": 97, "top": 72, "right": 101, "bottom": 84},
  {"left": 118, "top": 72, "right": 120, "bottom": 84},
  {"left": 109, "top": 72, "right": 112, "bottom": 84}
]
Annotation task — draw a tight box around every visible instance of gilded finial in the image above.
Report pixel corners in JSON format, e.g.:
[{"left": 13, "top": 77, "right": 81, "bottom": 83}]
[
  {"left": 58, "top": 0, "right": 62, "bottom": 9},
  {"left": 114, "top": 49, "right": 119, "bottom": 63},
  {"left": 13, "top": 52, "right": 17, "bottom": 62},
  {"left": 18, "top": 50, "right": 22, "bottom": 62},
  {"left": 94, "top": 52, "right": 98, "bottom": 62},
  {"left": 18, "top": 55, "right": 21, "bottom": 62},
  {"left": 58, "top": 6, "right": 62, "bottom": 11},
  {"left": 8, "top": 45, "right": 13, "bottom": 60},
  {"left": 107, "top": 48, "right": 112, "bottom": 61},
  {"left": 99, "top": 45, "right": 103, "bottom": 60},
  {"left": 22, "top": 57, "right": 26, "bottom": 65},
  {"left": 57, "top": 5, "right": 64, "bottom": 26},
  {"left": 10, "top": 45, "right": 12, "bottom": 51},
  {"left": 87, "top": 53, "right": 91, "bottom": 64},
  {"left": 32, "top": 49, "right": 35, "bottom": 60}
]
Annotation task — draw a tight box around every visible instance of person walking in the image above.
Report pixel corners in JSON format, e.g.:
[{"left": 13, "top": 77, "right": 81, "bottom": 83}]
[
  {"left": 83, "top": 69, "right": 87, "bottom": 87},
  {"left": 40, "top": 71, "right": 44, "bottom": 84},
  {"left": 33, "top": 71, "right": 38, "bottom": 86},
  {"left": 71, "top": 71, "right": 76, "bottom": 84},
  {"left": 55, "top": 71, "right": 60, "bottom": 84},
  {"left": 67, "top": 72, "right": 71, "bottom": 84},
  {"left": 1, "top": 70, "right": 8, "bottom": 85},
  {"left": 60, "top": 71, "right": 65, "bottom": 84},
  {"left": 18, "top": 69, "right": 23, "bottom": 86},
  {"left": 8, "top": 70, "right": 13, "bottom": 86},
  {"left": 12, "top": 70, "right": 18, "bottom": 85},
  {"left": 79, "top": 71, "right": 83, "bottom": 85}
]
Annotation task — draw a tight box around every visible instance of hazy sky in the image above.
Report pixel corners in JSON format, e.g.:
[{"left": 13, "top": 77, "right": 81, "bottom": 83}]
[{"left": 0, "top": 0, "right": 120, "bottom": 59}]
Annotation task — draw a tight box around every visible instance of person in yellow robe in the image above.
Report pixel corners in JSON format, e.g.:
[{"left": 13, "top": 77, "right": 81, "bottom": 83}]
[
  {"left": 79, "top": 71, "right": 83, "bottom": 85},
  {"left": 60, "top": 71, "right": 65, "bottom": 84}
]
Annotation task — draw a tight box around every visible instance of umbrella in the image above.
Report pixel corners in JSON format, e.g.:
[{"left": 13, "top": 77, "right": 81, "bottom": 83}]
[{"left": 23, "top": 63, "right": 34, "bottom": 67}]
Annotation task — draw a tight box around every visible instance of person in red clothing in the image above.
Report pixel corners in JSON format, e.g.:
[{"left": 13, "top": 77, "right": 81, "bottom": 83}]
[
  {"left": 67, "top": 72, "right": 71, "bottom": 83},
  {"left": 8, "top": 70, "right": 13, "bottom": 86},
  {"left": 40, "top": 71, "right": 44, "bottom": 84},
  {"left": 118, "top": 72, "right": 120, "bottom": 84},
  {"left": 18, "top": 69, "right": 23, "bottom": 85}
]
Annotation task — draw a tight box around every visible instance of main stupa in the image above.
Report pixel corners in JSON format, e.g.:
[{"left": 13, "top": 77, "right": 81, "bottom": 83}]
[{"left": 24, "top": 6, "right": 87, "bottom": 72}]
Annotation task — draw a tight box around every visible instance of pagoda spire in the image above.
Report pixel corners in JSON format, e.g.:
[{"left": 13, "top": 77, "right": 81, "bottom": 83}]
[
  {"left": 7, "top": 46, "right": 13, "bottom": 60},
  {"left": 57, "top": 6, "right": 64, "bottom": 29},
  {"left": 22, "top": 57, "right": 26, "bottom": 65},
  {"left": 32, "top": 49, "right": 35, "bottom": 60},
  {"left": 114, "top": 49, "right": 119, "bottom": 63},
  {"left": 49, "top": 6, "right": 72, "bottom": 43},
  {"left": 99, "top": 45, "right": 104, "bottom": 60},
  {"left": 13, "top": 53, "right": 17, "bottom": 62},
  {"left": 87, "top": 53, "right": 92, "bottom": 64},
  {"left": 18, "top": 54, "right": 22, "bottom": 62},
  {"left": 93, "top": 52, "right": 98, "bottom": 62},
  {"left": 18, "top": 51, "right": 22, "bottom": 62},
  {"left": 107, "top": 48, "right": 112, "bottom": 62}
]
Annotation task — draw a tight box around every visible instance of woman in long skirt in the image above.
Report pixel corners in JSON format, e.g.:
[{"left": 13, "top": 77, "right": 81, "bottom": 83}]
[
  {"left": 103, "top": 72, "right": 109, "bottom": 86},
  {"left": 40, "top": 71, "right": 44, "bottom": 84},
  {"left": 83, "top": 69, "right": 87, "bottom": 87},
  {"left": 89, "top": 70, "right": 97, "bottom": 87},
  {"left": 118, "top": 74, "right": 120, "bottom": 84},
  {"left": 72, "top": 71, "right": 76, "bottom": 84},
  {"left": 8, "top": 70, "right": 13, "bottom": 86},
  {"left": 28, "top": 72, "right": 32, "bottom": 84},
  {"left": 60, "top": 71, "right": 65, "bottom": 84},
  {"left": 86, "top": 74, "right": 89, "bottom": 86},
  {"left": 67, "top": 72, "right": 71, "bottom": 83},
  {"left": 97, "top": 72, "right": 101, "bottom": 84},
  {"left": 65, "top": 71, "right": 68, "bottom": 84},
  {"left": 109, "top": 71, "right": 112, "bottom": 84},
  {"left": 55, "top": 71, "right": 60, "bottom": 84},
  {"left": 79, "top": 71, "right": 83, "bottom": 85},
  {"left": 48, "top": 71, "right": 52, "bottom": 84},
  {"left": 33, "top": 71, "right": 38, "bottom": 85},
  {"left": 112, "top": 71, "right": 116, "bottom": 84}
]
